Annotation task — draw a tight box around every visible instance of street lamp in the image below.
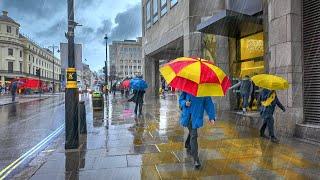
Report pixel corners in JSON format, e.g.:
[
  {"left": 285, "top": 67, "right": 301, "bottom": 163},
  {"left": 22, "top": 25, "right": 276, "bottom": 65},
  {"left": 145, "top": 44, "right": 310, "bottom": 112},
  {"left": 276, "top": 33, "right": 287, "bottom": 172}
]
[
  {"left": 48, "top": 45, "right": 59, "bottom": 93},
  {"left": 104, "top": 34, "right": 108, "bottom": 87}
]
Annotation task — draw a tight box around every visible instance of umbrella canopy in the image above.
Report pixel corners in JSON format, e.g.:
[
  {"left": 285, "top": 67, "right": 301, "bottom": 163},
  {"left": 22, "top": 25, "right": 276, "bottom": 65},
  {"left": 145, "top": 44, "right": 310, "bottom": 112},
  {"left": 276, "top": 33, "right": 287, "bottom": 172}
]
[
  {"left": 130, "top": 78, "right": 148, "bottom": 90},
  {"left": 160, "top": 57, "right": 231, "bottom": 97},
  {"left": 121, "top": 80, "right": 130, "bottom": 88},
  {"left": 251, "top": 74, "right": 289, "bottom": 90}
]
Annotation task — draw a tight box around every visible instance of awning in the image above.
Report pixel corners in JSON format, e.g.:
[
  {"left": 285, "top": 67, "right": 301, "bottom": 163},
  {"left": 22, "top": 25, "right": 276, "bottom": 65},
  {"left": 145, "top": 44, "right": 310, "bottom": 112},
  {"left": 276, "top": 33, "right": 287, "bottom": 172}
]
[{"left": 197, "top": 10, "right": 263, "bottom": 38}]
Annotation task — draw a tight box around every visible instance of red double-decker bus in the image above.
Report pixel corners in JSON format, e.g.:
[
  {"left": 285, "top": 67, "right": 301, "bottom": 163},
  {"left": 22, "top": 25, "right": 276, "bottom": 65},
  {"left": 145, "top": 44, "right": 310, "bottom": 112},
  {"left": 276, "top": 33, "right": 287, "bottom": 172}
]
[{"left": 11, "top": 78, "right": 48, "bottom": 94}]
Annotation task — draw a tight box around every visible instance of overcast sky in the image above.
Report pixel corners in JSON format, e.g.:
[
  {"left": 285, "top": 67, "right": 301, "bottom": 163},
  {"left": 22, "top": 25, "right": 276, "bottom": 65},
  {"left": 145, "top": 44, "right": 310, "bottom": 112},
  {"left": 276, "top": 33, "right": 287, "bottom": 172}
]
[{"left": 0, "top": 0, "right": 142, "bottom": 71}]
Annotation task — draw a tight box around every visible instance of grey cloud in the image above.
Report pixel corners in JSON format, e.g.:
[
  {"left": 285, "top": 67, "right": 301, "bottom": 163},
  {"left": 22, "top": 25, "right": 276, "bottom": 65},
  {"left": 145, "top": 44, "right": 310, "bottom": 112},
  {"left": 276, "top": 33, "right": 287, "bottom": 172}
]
[
  {"left": 36, "top": 19, "right": 66, "bottom": 37},
  {"left": 109, "top": 4, "right": 142, "bottom": 41},
  {"left": 1, "top": 0, "right": 65, "bottom": 19}
]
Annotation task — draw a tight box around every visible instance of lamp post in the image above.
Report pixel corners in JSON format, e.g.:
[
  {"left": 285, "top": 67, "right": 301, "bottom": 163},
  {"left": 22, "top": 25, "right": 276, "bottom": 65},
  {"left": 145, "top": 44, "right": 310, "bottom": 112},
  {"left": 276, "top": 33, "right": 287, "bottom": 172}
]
[
  {"left": 65, "top": 0, "right": 79, "bottom": 149},
  {"left": 48, "top": 45, "right": 59, "bottom": 93},
  {"left": 104, "top": 34, "right": 108, "bottom": 87}
]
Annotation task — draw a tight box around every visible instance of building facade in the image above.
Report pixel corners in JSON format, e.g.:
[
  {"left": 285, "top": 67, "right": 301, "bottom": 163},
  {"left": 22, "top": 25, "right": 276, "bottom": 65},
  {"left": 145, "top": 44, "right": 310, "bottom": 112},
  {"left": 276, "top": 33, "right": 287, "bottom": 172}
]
[
  {"left": 142, "top": 0, "right": 320, "bottom": 140},
  {"left": 0, "top": 11, "right": 61, "bottom": 91},
  {"left": 109, "top": 38, "right": 143, "bottom": 80}
]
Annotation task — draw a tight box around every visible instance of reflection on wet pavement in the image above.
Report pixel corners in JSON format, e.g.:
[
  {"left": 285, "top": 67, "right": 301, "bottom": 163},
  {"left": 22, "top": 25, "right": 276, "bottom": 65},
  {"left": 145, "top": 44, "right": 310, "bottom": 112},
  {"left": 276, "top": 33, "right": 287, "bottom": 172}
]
[{"left": 20, "top": 93, "right": 320, "bottom": 179}]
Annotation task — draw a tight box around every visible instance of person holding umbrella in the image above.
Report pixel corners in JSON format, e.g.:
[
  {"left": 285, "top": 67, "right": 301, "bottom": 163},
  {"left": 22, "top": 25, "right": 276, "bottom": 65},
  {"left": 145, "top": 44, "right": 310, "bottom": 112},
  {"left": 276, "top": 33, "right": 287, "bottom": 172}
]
[
  {"left": 252, "top": 74, "right": 288, "bottom": 143},
  {"left": 179, "top": 91, "right": 216, "bottom": 169},
  {"left": 128, "top": 75, "right": 148, "bottom": 116},
  {"left": 160, "top": 57, "right": 231, "bottom": 169}
]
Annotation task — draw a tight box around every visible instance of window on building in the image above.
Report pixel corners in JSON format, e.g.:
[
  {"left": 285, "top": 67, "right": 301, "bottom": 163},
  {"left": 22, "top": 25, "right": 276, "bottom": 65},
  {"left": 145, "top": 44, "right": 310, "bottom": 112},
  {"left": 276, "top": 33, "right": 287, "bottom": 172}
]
[
  {"left": 8, "top": 48, "right": 13, "bottom": 56},
  {"left": 129, "top": 66, "right": 132, "bottom": 69},
  {"left": 7, "top": 26, "right": 11, "bottom": 33},
  {"left": 146, "top": 1, "right": 151, "bottom": 28},
  {"left": 161, "top": 0, "right": 167, "bottom": 16},
  {"left": 125, "top": 66, "right": 128, "bottom": 69},
  {"left": 33, "top": 67, "right": 35, "bottom": 75},
  {"left": 153, "top": 0, "right": 158, "bottom": 23},
  {"left": 20, "top": 62, "right": 22, "bottom": 73},
  {"left": 16, "top": 28, "right": 19, "bottom": 36},
  {"left": 20, "top": 50, "right": 22, "bottom": 58},
  {"left": 138, "top": 66, "right": 141, "bottom": 69},
  {"left": 134, "top": 66, "right": 137, "bottom": 69},
  {"left": 170, "top": 0, "right": 177, "bottom": 7},
  {"left": 29, "top": 66, "right": 31, "bottom": 74},
  {"left": 138, "top": 60, "right": 141, "bottom": 63},
  {"left": 33, "top": 56, "right": 34, "bottom": 63},
  {"left": 8, "top": 62, "right": 13, "bottom": 73}
]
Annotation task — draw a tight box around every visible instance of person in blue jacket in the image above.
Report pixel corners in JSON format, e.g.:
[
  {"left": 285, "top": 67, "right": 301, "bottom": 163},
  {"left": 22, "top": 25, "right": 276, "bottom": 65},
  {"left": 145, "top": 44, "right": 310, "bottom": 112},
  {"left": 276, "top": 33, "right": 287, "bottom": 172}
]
[
  {"left": 259, "top": 89, "right": 286, "bottom": 143},
  {"left": 179, "top": 91, "right": 216, "bottom": 169}
]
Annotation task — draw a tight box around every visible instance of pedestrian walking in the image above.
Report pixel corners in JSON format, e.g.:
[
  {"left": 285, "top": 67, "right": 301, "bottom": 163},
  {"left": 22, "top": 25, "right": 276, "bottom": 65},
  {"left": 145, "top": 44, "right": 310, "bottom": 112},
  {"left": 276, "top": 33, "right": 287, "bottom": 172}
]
[
  {"left": 258, "top": 89, "right": 285, "bottom": 143},
  {"left": 230, "top": 75, "right": 253, "bottom": 113},
  {"left": 112, "top": 83, "right": 117, "bottom": 96},
  {"left": 249, "top": 81, "right": 258, "bottom": 110},
  {"left": 179, "top": 92, "right": 216, "bottom": 169},
  {"left": 128, "top": 75, "right": 148, "bottom": 116},
  {"left": 11, "top": 81, "right": 18, "bottom": 102},
  {"left": 161, "top": 79, "right": 166, "bottom": 98}
]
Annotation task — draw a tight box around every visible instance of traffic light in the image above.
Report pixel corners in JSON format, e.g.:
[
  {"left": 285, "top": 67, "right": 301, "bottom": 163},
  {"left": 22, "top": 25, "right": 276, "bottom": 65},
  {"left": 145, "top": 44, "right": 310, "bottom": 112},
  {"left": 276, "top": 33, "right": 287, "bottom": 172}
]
[
  {"left": 103, "top": 66, "right": 107, "bottom": 74},
  {"left": 36, "top": 68, "right": 40, "bottom": 77}
]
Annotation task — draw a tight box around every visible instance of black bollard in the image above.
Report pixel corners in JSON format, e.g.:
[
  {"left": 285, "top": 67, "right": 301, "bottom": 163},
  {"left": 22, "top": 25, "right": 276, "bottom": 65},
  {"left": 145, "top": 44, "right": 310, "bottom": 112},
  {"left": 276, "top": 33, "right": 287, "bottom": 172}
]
[{"left": 79, "top": 101, "right": 87, "bottom": 134}]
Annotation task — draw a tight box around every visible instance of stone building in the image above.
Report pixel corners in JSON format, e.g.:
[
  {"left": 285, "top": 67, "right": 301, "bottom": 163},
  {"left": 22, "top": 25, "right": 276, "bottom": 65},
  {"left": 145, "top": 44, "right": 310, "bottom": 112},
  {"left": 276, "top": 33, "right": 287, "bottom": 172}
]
[
  {"left": 142, "top": 0, "right": 319, "bottom": 141},
  {"left": 0, "top": 11, "right": 61, "bottom": 91},
  {"left": 109, "top": 38, "right": 143, "bottom": 80}
]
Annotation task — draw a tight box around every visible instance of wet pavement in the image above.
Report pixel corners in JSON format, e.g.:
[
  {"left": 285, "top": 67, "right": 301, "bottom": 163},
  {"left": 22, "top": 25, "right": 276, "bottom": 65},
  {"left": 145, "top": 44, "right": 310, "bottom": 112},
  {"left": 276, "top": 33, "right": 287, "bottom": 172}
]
[
  {"left": 0, "top": 94, "right": 65, "bottom": 173},
  {"left": 5, "top": 93, "right": 320, "bottom": 179}
]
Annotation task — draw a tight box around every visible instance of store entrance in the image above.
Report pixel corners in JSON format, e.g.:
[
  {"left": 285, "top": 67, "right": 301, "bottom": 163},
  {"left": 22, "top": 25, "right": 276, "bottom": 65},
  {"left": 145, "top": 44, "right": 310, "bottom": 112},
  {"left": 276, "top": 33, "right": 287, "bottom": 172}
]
[{"left": 231, "top": 32, "right": 265, "bottom": 110}]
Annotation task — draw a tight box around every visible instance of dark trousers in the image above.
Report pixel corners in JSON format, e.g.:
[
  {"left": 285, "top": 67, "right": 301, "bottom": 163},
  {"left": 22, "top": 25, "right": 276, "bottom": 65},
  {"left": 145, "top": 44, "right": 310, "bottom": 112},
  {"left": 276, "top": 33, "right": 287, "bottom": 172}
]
[
  {"left": 260, "top": 116, "right": 275, "bottom": 137},
  {"left": 241, "top": 93, "right": 249, "bottom": 109},
  {"left": 134, "top": 101, "right": 143, "bottom": 115},
  {"left": 185, "top": 117, "right": 199, "bottom": 161},
  {"left": 11, "top": 92, "right": 16, "bottom": 102}
]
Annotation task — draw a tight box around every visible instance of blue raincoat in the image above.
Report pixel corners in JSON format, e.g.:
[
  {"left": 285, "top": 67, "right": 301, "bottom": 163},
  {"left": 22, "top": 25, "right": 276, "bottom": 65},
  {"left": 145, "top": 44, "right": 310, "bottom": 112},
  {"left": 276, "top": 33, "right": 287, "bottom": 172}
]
[{"left": 179, "top": 92, "right": 216, "bottom": 129}]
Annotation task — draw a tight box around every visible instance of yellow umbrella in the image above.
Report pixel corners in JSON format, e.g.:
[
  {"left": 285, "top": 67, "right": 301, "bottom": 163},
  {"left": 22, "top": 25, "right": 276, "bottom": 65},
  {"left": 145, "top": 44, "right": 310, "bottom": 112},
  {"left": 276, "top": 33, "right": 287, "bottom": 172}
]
[{"left": 251, "top": 74, "right": 289, "bottom": 90}]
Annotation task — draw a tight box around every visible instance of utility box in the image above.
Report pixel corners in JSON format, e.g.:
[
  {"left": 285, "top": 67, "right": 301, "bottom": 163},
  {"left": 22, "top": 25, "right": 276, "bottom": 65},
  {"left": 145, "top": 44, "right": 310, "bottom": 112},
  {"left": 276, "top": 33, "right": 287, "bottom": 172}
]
[{"left": 92, "top": 92, "right": 104, "bottom": 110}]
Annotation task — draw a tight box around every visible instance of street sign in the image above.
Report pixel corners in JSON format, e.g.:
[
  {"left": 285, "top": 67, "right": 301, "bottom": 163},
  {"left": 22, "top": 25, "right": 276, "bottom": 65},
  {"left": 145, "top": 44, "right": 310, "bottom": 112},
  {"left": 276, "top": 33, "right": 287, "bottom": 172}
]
[{"left": 66, "top": 68, "right": 77, "bottom": 89}]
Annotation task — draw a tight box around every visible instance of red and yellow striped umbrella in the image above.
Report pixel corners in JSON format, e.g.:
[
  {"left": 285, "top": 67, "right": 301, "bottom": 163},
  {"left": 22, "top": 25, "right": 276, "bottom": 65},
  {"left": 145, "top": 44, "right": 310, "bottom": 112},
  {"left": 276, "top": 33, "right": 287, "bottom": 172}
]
[{"left": 160, "top": 57, "right": 231, "bottom": 97}]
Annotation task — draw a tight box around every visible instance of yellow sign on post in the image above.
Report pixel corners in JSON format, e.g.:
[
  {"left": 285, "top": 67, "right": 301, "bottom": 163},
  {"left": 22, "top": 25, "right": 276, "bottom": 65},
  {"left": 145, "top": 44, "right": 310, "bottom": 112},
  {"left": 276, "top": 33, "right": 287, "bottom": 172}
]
[{"left": 66, "top": 68, "right": 77, "bottom": 89}]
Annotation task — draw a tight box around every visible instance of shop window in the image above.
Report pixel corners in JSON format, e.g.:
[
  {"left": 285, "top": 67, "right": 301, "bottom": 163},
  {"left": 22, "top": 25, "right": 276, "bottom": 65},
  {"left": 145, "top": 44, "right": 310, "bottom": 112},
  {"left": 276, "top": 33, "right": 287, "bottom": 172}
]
[
  {"left": 240, "top": 32, "right": 264, "bottom": 60},
  {"left": 8, "top": 48, "right": 13, "bottom": 56},
  {"left": 153, "top": 0, "right": 159, "bottom": 23},
  {"left": 161, "top": 0, "right": 167, "bottom": 16},
  {"left": 239, "top": 32, "right": 264, "bottom": 77},
  {"left": 171, "top": 0, "right": 177, "bottom": 7},
  {"left": 202, "top": 34, "right": 216, "bottom": 63},
  {"left": 146, "top": 1, "right": 151, "bottom": 28}
]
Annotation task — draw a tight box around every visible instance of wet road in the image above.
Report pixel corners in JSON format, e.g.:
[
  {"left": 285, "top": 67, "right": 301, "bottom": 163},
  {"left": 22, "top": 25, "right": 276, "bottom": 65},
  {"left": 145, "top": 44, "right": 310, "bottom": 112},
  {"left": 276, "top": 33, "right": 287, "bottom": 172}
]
[{"left": 0, "top": 94, "right": 66, "bottom": 171}]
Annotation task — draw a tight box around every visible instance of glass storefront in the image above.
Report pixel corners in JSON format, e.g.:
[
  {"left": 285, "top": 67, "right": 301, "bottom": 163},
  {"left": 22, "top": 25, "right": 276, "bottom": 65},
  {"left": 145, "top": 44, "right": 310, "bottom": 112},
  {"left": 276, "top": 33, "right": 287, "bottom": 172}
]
[{"left": 239, "top": 32, "right": 264, "bottom": 77}]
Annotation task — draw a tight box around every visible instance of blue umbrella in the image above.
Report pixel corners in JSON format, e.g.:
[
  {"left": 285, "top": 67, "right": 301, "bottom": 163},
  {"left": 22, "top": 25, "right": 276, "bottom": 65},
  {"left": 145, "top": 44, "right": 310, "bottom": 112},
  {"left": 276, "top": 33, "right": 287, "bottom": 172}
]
[{"left": 130, "top": 78, "right": 148, "bottom": 90}]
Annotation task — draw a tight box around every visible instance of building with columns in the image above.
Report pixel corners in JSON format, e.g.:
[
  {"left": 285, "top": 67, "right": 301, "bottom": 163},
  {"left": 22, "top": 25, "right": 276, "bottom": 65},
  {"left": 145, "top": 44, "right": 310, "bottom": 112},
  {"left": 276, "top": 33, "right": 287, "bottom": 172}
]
[
  {"left": 0, "top": 11, "right": 61, "bottom": 91},
  {"left": 142, "top": 0, "right": 319, "bottom": 141}
]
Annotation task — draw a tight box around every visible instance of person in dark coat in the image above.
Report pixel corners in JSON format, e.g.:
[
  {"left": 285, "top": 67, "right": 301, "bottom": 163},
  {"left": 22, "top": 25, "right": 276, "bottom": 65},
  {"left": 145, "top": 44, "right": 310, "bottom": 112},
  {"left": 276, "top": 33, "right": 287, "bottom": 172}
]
[
  {"left": 258, "top": 89, "right": 286, "bottom": 143},
  {"left": 129, "top": 89, "right": 145, "bottom": 116},
  {"left": 230, "top": 75, "right": 253, "bottom": 113},
  {"left": 179, "top": 92, "right": 216, "bottom": 169},
  {"left": 11, "top": 81, "right": 18, "bottom": 102}
]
